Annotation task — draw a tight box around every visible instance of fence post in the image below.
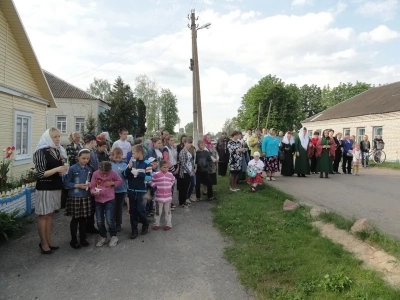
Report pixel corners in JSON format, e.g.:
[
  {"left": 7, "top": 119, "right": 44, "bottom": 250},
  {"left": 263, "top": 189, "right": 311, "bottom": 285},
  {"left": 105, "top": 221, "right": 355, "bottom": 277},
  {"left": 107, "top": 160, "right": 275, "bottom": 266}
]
[{"left": 25, "top": 188, "right": 32, "bottom": 215}]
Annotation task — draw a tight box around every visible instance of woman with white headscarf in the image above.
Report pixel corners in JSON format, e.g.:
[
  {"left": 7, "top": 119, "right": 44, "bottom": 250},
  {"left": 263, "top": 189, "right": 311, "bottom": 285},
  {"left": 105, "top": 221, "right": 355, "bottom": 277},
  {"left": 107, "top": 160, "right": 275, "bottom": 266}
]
[
  {"left": 33, "top": 127, "right": 68, "bottom": 254},
  {"left": 294, "top": 127, "right": 312, "bottom": 177},
  {"left": 280, "top": 131, "right": 295, "bottom": 176}
]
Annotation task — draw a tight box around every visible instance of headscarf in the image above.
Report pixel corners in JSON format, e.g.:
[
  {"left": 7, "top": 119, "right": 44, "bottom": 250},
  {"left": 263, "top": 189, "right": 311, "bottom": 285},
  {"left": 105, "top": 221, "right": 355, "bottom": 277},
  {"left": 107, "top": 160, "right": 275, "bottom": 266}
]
[
  {"left": 203, "top": 133, "right": 213, "bottom": 149},
  {"left": 298, "top": 127, "right": 310, "bottom": 150},
  {"left": 36, "top": 129, "right": 67, "bottom": 158},
  {"left": 282, "top": 132, "right": 295, "bottom": 145}
]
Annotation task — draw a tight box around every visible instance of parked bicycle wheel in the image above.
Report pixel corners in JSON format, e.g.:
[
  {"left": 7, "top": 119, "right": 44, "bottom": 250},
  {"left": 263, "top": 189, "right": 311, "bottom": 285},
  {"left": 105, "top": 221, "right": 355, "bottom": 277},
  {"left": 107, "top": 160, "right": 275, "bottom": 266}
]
[{"left": 372, "top": 150, "right": 386, "bottom": 164}]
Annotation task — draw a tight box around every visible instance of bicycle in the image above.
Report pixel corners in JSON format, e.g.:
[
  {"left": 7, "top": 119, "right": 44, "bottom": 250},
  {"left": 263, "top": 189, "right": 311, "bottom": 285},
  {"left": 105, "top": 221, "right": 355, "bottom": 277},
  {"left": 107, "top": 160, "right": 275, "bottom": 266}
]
[{"left": 369, "top": 145, "right": 386, "bottom": 164}]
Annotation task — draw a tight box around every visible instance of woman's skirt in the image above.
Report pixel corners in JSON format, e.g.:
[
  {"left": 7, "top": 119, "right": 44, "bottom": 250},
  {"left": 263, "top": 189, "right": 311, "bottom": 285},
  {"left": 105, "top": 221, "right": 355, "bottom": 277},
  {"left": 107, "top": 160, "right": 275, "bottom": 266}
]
[
  {"left": 247, "top": 173, "right": 263, "bottom": 184},
  {"left": 65, "top": 197, "right": 93, "bottom": 218},
  {"left": 264, "top": 156, "right": 280, "bottom": 173},
  {"left": 35, "top": 190, "right": 62, "bottom": 215},
  {"left": 209, "top": 172, "right": 217, "bottom": 185}
]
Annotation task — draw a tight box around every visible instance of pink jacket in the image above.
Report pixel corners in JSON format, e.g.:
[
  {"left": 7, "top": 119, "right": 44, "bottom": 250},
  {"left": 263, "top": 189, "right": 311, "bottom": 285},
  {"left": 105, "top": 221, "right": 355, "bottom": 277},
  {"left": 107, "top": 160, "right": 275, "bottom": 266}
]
[
  {"left": 149, "top": 171, "right": 175, "bottom": 203},
  {"left": 90, "top": 170, "right": 123, "bottom": 203}
]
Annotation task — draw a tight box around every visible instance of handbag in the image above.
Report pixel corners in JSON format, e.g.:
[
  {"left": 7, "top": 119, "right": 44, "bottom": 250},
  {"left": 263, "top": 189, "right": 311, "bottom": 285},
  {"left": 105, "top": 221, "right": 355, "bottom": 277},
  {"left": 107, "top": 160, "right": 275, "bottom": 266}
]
[
  {"left": 279, "top": 150, "right": 285, "bottom": 161},
  {"left": 247, "top": 166, "right": 257, "bottom": 178}
]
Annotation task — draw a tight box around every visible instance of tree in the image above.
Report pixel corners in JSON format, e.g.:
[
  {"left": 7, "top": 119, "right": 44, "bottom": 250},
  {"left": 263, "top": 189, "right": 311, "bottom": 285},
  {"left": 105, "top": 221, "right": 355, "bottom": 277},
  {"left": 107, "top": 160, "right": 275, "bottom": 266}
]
[
  {"left": 237, "top": 75, "right": 300, "bottom": 132},
  {"left": 87, "top": 78, "right": 111, "bottom": 102},
  {"left": 133, "top": 75, "right": 159, "bottom": 133},
  {"left": 159, "top": 88, "right": 180, "bottom": 134},
  {"left": 298, "top": 84, "right": 325, "bottom": 121},
  {"left": 137, "top": 99, "right": 147, "bottom": 136},
  {"left": 222, "top": 118, "right": 240, "bottom": 135},
  {"left": 322, "top": 82, "right": 371, "bottom": 108},
  {"left": 98, "top": 77, "right": 138, "bottom": 141},
  {"left": 83, "top": 111, "right": 97, "bottom": 135},
  {"left": 184, "top": 122, "right": 193, "bottom": 136}
]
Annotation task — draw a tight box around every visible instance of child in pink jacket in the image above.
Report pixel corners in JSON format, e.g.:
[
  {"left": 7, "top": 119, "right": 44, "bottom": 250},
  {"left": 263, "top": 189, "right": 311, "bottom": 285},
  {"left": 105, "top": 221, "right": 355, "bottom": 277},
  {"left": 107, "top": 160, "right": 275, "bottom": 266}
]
[
  {"left": 148, "top": 160, "right": 175, "bottom": 230},
  {"left": 90, "top": 161, "right": 123, "bottom": 247}
]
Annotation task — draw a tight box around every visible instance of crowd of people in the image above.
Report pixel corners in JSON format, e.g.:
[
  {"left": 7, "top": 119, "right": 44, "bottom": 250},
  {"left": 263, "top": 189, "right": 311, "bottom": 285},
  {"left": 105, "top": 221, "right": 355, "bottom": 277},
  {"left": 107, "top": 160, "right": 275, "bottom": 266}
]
[
  {"left": 215, "top": 127, "right": 385, "bottom": 192},
  {"left": 32, "top": 127, "right": 219, "bottom": 253},
  {"left": 32, "top": 125, "right": 385, "bottom": 253}
]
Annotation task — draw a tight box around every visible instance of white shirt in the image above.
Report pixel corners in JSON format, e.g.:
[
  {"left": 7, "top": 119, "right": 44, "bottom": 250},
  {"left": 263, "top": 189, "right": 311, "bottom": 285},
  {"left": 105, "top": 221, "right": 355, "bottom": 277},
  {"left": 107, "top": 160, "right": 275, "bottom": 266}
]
[{"left": 112, "top": 140, "right": 131, "bottom": 158}]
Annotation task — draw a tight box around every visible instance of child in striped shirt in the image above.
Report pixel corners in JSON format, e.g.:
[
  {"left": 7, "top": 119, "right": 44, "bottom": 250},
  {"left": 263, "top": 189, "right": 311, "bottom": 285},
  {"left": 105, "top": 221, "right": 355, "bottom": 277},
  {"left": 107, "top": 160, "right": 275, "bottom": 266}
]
[{"left": 149, "top": 160, "right": 175, "bottom": 231}]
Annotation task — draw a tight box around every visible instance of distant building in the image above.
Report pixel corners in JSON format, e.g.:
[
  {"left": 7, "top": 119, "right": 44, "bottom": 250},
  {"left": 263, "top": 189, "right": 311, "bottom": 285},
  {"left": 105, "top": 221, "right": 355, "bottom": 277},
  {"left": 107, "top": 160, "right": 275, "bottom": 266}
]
[
  {"left": 44, "top": 70, "right": 109, "bottom": 144},
  {"left": 302, "top": 82, "right": 400, "bottom": 162}
]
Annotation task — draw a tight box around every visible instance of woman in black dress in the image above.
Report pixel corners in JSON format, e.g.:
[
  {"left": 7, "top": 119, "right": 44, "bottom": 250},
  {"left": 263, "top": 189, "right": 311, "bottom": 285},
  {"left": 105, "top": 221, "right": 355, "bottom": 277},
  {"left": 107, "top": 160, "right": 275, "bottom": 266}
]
[{"left": 280, "top": 131, "right": 295, "bottom": 176}]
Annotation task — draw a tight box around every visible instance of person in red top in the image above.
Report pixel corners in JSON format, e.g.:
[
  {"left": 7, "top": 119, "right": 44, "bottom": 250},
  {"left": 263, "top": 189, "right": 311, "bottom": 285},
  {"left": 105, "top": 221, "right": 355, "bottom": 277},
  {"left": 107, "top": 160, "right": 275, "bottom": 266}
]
[{"left": 310, "top": 131, "right": 320, "bottom": 174}]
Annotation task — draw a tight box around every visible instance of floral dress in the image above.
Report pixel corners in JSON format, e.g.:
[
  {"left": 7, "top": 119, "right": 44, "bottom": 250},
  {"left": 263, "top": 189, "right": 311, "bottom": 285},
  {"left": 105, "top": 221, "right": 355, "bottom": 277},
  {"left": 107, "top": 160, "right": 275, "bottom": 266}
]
[{"left": 227, "top": 140, "right": 242, "bottom": 172}]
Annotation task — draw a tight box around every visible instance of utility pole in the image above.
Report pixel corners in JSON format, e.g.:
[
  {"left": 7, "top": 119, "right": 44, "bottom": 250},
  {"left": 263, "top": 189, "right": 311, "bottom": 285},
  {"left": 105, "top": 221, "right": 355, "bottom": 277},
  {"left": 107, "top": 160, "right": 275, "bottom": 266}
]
[
  {"left": 188, "top": 13, "right": 198, "bottom": 147},
  {"left": 266, "top": 100, "right": 273, "bottom": 129}
]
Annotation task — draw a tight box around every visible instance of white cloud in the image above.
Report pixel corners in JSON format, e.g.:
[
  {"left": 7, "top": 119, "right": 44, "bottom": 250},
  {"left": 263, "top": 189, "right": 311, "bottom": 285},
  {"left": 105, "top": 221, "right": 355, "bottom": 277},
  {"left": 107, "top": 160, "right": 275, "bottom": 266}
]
[
  {"left": 357, "top": 0, "right": 400, "bottom": 21},
  {"left": 12, "top": 0, "right": 400, "bottom": 133},
  {"left": 291, "top": 0, "right": 313, "bottom": 6},
  {"left": 359, "top": 25, "right": 400, "bottom": 43}
]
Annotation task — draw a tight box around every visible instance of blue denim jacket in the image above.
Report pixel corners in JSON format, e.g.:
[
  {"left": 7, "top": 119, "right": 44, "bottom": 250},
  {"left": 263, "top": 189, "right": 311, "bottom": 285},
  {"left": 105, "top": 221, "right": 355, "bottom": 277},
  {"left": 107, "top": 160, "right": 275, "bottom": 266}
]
[
  {"left": 112, "top": 161, "right": 128, "bottom": 193},
  {"left": 63, "top": 163, "right": 92, "bottom": 198}
]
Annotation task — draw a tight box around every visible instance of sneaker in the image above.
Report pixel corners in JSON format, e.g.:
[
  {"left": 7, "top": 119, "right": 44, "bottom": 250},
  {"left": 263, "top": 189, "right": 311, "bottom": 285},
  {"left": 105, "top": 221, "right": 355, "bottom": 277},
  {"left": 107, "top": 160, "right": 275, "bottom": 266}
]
[
  {"left": 171, "top": 203, "right": 176, "bottom": 208},
  {"left": 164, "top": 226, "right": 172, "bottom": 231},
  {"left": 109, "top": 236, "right": 118, "bottom": 247},
  {"left": 96, "top": 237, "right": 108, "bottom": 247},
  {"left": 153, "top": 225, "right": 159, "bottom": 230},
  {"left": 270, "top": 177, "right": 276, "bottom": 181},
  {"left": 186, "top": 199, "right": 192, "bottom": 204},
  {"left": 266, "top": 177, "right": 271, "bottom": 181},
  {"left": 190, "top": 197, "right": 197, "bottom": 202},
  {"left": 234, "top": 188, "right": 241, "bottom": 191},
  {"left": 229, "top": 188, "right": 236, "bottom": 192},
  {"left": 180, "top": 204, "right": 190, "bottom": 208}
]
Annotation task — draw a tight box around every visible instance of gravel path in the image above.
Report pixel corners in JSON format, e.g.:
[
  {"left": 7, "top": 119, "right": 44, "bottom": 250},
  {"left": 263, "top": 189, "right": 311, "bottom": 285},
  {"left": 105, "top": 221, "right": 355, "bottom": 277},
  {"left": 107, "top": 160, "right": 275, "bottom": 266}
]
[
  {"left": 0, "top": 200, "right": 251, "bottom": 300},
  {"left": 268, "top": 167, "right": 400, "bottom": 238}
]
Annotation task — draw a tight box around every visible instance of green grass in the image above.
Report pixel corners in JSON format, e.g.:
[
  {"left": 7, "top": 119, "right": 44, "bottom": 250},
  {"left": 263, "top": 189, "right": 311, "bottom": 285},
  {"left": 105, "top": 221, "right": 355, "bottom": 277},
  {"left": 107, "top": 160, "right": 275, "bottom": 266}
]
[
  {"left": 212, "top": 177, "right": 400, "bottom": 299},
  {"left": 317, "top": 211, "right": 356, "bottom": 231},
  {"left": 369, "top": 161, "right": 400, "bottom": 170},
  {"left": 316, "top": 211, "right": 400, "bottom": 261},
  {"left": 0, "top": 210, "right": 31, "bottom": 244}
]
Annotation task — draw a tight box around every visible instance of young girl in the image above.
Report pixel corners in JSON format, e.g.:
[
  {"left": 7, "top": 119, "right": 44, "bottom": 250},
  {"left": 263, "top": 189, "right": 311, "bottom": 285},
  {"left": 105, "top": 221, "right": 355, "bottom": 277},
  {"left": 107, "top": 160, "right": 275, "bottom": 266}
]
[
  {"left": 111, "top": 148, "right": 128, "bottom": 232},
  {"left": 64, "top": 149, "right": 93, "bottom": 249},
  {"left": 90, "top": 161, "right": 123, "bottom": 247},
  {"left": 149, "top": 160, "right": 175, "bottom": 230},
  {"left": 247, "top": 152, "right": 265, "bottom": 192},
  {"left": 352, "top": 142, "right": 362, "bottom": 176}
]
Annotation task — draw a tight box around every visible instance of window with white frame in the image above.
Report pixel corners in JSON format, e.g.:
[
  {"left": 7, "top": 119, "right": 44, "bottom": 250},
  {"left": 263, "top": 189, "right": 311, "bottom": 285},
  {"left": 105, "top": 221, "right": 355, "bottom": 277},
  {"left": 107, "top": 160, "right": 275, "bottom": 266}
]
[
  {"left": 14, "top": 110, "right": 33, "bottom": 161},
  {"left": 308, "top": 130, "right": 313, "bottom": 137},
  {"left": 373, "top": 126, "right": 383, "bottom": 140},
  {"left": 343, "top": 128, "right": 350, "bottom": 136},
  {"left": 356, "top": 127, "right": 365, "bottom": 143},
  {"left": 75, "top": 117, "right": 85, "bottom": 133},
  {"left": 56, "top": 116, "right": 67, "bottom": 133}
]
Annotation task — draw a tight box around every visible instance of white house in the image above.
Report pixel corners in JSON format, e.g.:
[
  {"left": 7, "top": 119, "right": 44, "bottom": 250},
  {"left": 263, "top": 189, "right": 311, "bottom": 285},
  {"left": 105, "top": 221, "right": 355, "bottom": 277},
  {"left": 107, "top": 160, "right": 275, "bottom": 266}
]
[
  {"left": 44, "top": 70, "right": 109, "bottom": 143},
  {"left": 302, "top": 82, "right": 400, "bottom": 162}
]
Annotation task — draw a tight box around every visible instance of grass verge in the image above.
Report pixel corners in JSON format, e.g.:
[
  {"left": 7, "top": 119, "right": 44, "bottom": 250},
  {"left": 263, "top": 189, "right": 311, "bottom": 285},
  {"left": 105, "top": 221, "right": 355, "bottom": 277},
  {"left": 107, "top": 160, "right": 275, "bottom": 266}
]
[
  {"left": 212, "top": 177, "right": 400, "bottom": 299},
  {"left": 369, "top": 161, "right": 400, "bottom": 170},
  {"left": 317, "top": 211, "right": 400, "bottom": 261},
  {"left": 0, "top": 210, "right": 31, "bottom": 244}
]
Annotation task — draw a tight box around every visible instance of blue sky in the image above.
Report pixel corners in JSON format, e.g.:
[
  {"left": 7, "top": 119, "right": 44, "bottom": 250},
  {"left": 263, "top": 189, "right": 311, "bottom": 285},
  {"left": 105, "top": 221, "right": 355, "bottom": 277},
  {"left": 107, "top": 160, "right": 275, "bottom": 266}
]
[{"left": 14, "top": 0, "right": 400, "bottom": 133}]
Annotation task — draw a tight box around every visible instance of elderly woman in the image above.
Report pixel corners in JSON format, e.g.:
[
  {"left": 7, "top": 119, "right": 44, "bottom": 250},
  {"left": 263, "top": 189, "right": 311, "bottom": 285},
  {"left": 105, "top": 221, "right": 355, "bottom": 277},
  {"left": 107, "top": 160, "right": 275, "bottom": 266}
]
[
  {"left": 262, "top": 128, "right": 280, "bottom": 181},
  {"left": 34, "top": 127, "right": 68, "bottom": 254},
  {"left": 294, "top": 127, "right": 312, "bottom": 177},
  {"left": 316, "top": 130, "right": 336, "bottom": 178},
  {"left": 280, "top": 131, "right": 295, "bottom": 176},
  {"left": 204, "top": 133, "right": 219, "bottom": 186},
  {"left": 227, "top": 131, "right": 245, "bottom": 191},
  {"left": 217, "top": 132, "right": 230, "bottom": 176}
]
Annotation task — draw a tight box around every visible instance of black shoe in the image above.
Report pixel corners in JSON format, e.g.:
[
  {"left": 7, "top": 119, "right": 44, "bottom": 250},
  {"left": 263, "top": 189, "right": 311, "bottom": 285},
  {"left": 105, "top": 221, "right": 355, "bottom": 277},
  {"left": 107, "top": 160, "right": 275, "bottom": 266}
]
[
  {"left": 325, "top": 173, "right": 329, "bottom": 178},
  {"left": 39, "top": 243, "right": 53, "bottom": 254},
  {"left": 80, "top": 240, "right": 89, "bottom": 247},
  {"left": 70, "top": 240, "right": 81, "bottom": 249},
  {"left": 301, "top": 174, "right": 306, "bottom": 177},
  {"left": 297, "top": 174, "right": 301, "bottom": 177},
  {"left": 87, "top": 227, "right": 99, "bottom": 234},
  {"left": 131, "top": 229, "right": 139, "bottom": 239},
  {"left": 348, "top": 172, "right": 352, "bottom": 175},
  {"left": 141, "top": 224, "right": 149, "bottom": 235},
  {"left": 39, "top": 243, "right": 59, "bottom": 251},
  {"left": 320, "top": 173, "right": 323, "bottom": 178}
]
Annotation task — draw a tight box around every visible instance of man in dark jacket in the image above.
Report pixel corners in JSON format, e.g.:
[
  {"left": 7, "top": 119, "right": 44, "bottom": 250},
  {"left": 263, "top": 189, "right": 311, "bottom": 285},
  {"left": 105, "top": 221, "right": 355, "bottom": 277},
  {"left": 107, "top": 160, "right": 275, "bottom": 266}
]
[
  {"left": 195, "top": 141, "right": 214, "bottom": 201},
  {"left": 216, "top": 132, "right": 229, "bottom": 176}
]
